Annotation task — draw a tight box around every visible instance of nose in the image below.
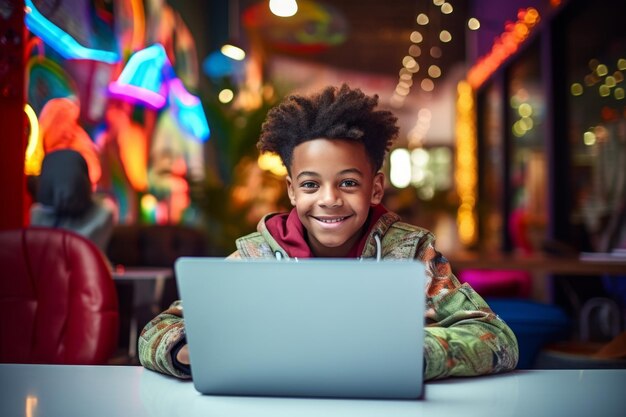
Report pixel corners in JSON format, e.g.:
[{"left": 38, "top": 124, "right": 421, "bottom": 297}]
[{"left": 318, "top": 186, "right": 342, "bottom": 208}]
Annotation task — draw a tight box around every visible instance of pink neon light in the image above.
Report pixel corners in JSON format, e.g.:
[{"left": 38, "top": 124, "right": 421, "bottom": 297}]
[{"left": 108, "top": 81, "right": 166, "bottom": 109}]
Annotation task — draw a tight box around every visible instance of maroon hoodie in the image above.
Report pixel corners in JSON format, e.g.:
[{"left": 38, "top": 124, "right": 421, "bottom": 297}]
[{"left": 264, "top": 204, "right": 388, "bottom": 258}]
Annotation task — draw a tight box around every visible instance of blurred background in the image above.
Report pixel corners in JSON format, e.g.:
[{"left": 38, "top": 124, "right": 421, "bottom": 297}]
[{"left": 1, "top": 0, "right": 625, "bottom": 367}]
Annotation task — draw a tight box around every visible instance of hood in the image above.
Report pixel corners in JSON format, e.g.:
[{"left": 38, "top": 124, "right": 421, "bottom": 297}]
[{"left": 264, "top": 204, "right": 389, "bottom": 259}]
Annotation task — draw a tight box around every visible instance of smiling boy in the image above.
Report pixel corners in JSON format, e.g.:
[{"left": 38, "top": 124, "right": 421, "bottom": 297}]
[
  {"left": 139, "top": 84, "right": 518, "bottom": 380},
  {"left": 284, "top": 138, "right": 383, "bottom": 257}
]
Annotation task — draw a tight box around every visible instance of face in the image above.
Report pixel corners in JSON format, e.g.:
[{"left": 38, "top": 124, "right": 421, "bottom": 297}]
[{"left": 286, "top": 138, "right": 384, "bottom": 257}]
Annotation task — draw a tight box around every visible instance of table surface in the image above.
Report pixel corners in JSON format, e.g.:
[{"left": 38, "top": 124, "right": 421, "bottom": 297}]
[
  {"left": 1, "top": 364, "right": 625, "bottom": 417},
  {"left": 448, "top": 252, "right": 626, "bottom": 276}
]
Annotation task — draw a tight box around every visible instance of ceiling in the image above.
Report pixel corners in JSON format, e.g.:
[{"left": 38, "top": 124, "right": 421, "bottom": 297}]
[{"left": 238, "top": 0, "right": 470, "bottom": 81}]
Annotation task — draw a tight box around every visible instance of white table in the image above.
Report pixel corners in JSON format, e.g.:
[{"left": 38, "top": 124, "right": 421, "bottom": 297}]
[
  {"left": 1, "top": 364, "right": 625, "bottom": 417},
  {"left": 112, "top": 267, "right": 173, "bottom": 359}
]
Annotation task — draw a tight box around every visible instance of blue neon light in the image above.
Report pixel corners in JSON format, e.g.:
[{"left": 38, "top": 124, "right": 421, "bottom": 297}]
[
  {"left": 169, "top": 78, "right": 210, "bottom": 141},
  {"left": 25, "top": 0, "right": 119, "bottom": 63}
]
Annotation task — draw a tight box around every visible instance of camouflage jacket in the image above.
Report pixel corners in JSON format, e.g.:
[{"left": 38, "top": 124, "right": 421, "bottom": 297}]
[{"left": 139, "top": 211, "right": 519, "bottom": 380}]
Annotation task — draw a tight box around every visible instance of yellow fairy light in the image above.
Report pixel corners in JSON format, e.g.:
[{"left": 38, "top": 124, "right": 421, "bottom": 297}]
[
  {"left": 218, "top": 89, "right": 234, "bottom": 103},
  {"left": 410, "top": 31, "right": 423, "bottom": 43},
  {"left": 454, "top": 81, "right": 478, "bottom": 246},
  {"left": 468, "top": 18, "right": 480, "bottom": 30},
  {"left": 570, "top": 83, "right": 583, "bottom": 96},
  {"left": 441, "top": 2, "right": 453, "bottom": 14},
  {"left": 596, "top": 64, "right": 608, "bottom": 77}
]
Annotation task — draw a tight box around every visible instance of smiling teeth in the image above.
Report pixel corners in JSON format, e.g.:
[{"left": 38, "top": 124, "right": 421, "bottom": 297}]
[{"left": 319, "top": 217, "right": 345, "bottom": 223}]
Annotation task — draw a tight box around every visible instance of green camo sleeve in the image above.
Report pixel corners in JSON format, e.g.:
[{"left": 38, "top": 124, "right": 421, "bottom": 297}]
[
  {"left": 138, "top": 300, "right": 190, "bottom": 379},
  {"left": 418, "top": 240, "right": 519, "bottom": 380},
  {"left": 423, "top": 284, "right": 519, "bottom": 379}
]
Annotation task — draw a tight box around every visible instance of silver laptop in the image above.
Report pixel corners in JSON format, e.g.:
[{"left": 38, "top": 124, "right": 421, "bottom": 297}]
[{"left": 175, "top": 258, "right": 425, "bottom": 399}]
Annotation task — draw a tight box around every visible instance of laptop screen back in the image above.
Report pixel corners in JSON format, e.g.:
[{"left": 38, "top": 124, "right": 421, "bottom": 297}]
[{"left": 175, "top": 258, "right": 425, "bottom": 399}]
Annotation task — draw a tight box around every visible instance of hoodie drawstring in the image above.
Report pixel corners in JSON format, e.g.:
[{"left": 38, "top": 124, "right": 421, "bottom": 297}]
[{"left": 374, "top": 233, "right": 382, "bottom": 262}]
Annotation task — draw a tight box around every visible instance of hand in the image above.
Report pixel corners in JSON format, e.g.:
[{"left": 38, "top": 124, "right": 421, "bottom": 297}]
[{"left": 176, "top": 344, "right": 190, "bottom": 365}]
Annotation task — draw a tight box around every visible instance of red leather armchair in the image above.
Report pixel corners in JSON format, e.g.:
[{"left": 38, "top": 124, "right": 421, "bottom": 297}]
[{"left": 0, "top": 227, "right": 119, "bottom": 364}]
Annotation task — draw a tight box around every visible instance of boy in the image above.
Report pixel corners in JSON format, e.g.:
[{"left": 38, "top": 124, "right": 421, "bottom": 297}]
[{"left": 139, "top": 84, "right": 519, "bottom": 380}]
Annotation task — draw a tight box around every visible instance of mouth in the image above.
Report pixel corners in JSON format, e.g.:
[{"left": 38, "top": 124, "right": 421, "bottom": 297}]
[{"left": 313, "top": 215, "right": 351, "bottom": 224}]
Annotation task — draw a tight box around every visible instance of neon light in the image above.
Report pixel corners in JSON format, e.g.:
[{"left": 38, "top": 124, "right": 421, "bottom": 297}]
[
  {"left": 118, "top": 120, "right": 149, "bottom": 191},
  {"left": 108, "top": 44, "right": 169, "bottom": 109},
  {"left": 24, "top": 0, "right": 119, "bottom": 64},
  {"left": 108, "top": 81, "right": 166, "bottom": 108},
  {"left": 130, "top": 0, "right": 146, "bottom": 53},
  {"left": 25, "top": 37, "right": 45, "bottom": 58},
  {"left": 169, "top": 78, "right": 200, "bottom": 106},
  {"left": 168, "top": 78, "right": 210, "bottom": 141},
  {"left": 24, "top": 104, "right": 43, "bottom": 176}
]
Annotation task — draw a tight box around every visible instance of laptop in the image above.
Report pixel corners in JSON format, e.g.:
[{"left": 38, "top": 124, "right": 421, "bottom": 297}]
[{"left": 175, "top": 257, "right": 426, "bottom": 399}]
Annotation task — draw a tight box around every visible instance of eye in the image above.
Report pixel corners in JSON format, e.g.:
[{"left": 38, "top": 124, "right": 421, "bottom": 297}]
[
  {"left": 340, "top": 179, "right": 359, "bottom": 188},
  {"left": 300, "top": 181, "right": 319, "bottom": 189}
]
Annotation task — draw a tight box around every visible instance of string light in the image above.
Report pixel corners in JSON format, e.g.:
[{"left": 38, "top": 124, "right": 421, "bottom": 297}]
[
  {"left": 218, "top": 89, "right": 235, "bottom": 103},
  {"left": 416, "top": 13, "right": 429, "bottom": 25},
  {"left": 570, "top": 57, "right": 626, "bottom": 98},
  {"left": 468, "top": 18, "right": 480, "bottom": 30},
  {"left": 410, "top": 31, "right": 423, "bottom": 43},
  {"left": 455, "top": 81, "right": 478, "bottom": 246},
  {"left": 441, "top": 2, "right": 453, "bottom": 14},
  {"left": 409, "top": 45, "right": 422, "bottom": 57},
  {"left": 467, "top": 8, "right": 541, "bottom": 89},
  {"left": 391, "top": 3, "right": 455, "bottom": 105},
  {"left": 428, "top": 65, "right": 442, "bottom": 78}
]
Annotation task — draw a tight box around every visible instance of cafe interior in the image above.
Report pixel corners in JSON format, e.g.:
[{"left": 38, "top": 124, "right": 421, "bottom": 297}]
[{"left": 1, "top": 0, "right": 625, "bottom": 371}]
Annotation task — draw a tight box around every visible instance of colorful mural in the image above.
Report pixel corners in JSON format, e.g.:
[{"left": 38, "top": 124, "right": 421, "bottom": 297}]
[{"left": 24, "top": 0, "right": 208, "bottom": 226}]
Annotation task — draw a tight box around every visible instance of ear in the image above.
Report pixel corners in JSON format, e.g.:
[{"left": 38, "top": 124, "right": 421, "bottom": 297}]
[
  {"left": 370, "top": 172, "right": 385, "bottom": 205},
  {"left": 286, "top": 176, "right": 296, "bottom": 206}
]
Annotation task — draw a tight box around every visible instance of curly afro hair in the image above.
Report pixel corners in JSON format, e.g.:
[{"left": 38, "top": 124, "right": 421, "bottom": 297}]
[{"left": 257, "top": 84, "right": 399, "bottom": 173}]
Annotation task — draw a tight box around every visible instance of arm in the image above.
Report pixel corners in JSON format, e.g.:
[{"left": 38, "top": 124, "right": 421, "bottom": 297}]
[
  {"left": 139, "top": 250, "right": 243, "bottom": 377},
  {"left": 418, "top": 239, "right": 519, "bottom": 380},
  {"left": 138, "top": 300, "right": 191, "bottom": 378}
]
